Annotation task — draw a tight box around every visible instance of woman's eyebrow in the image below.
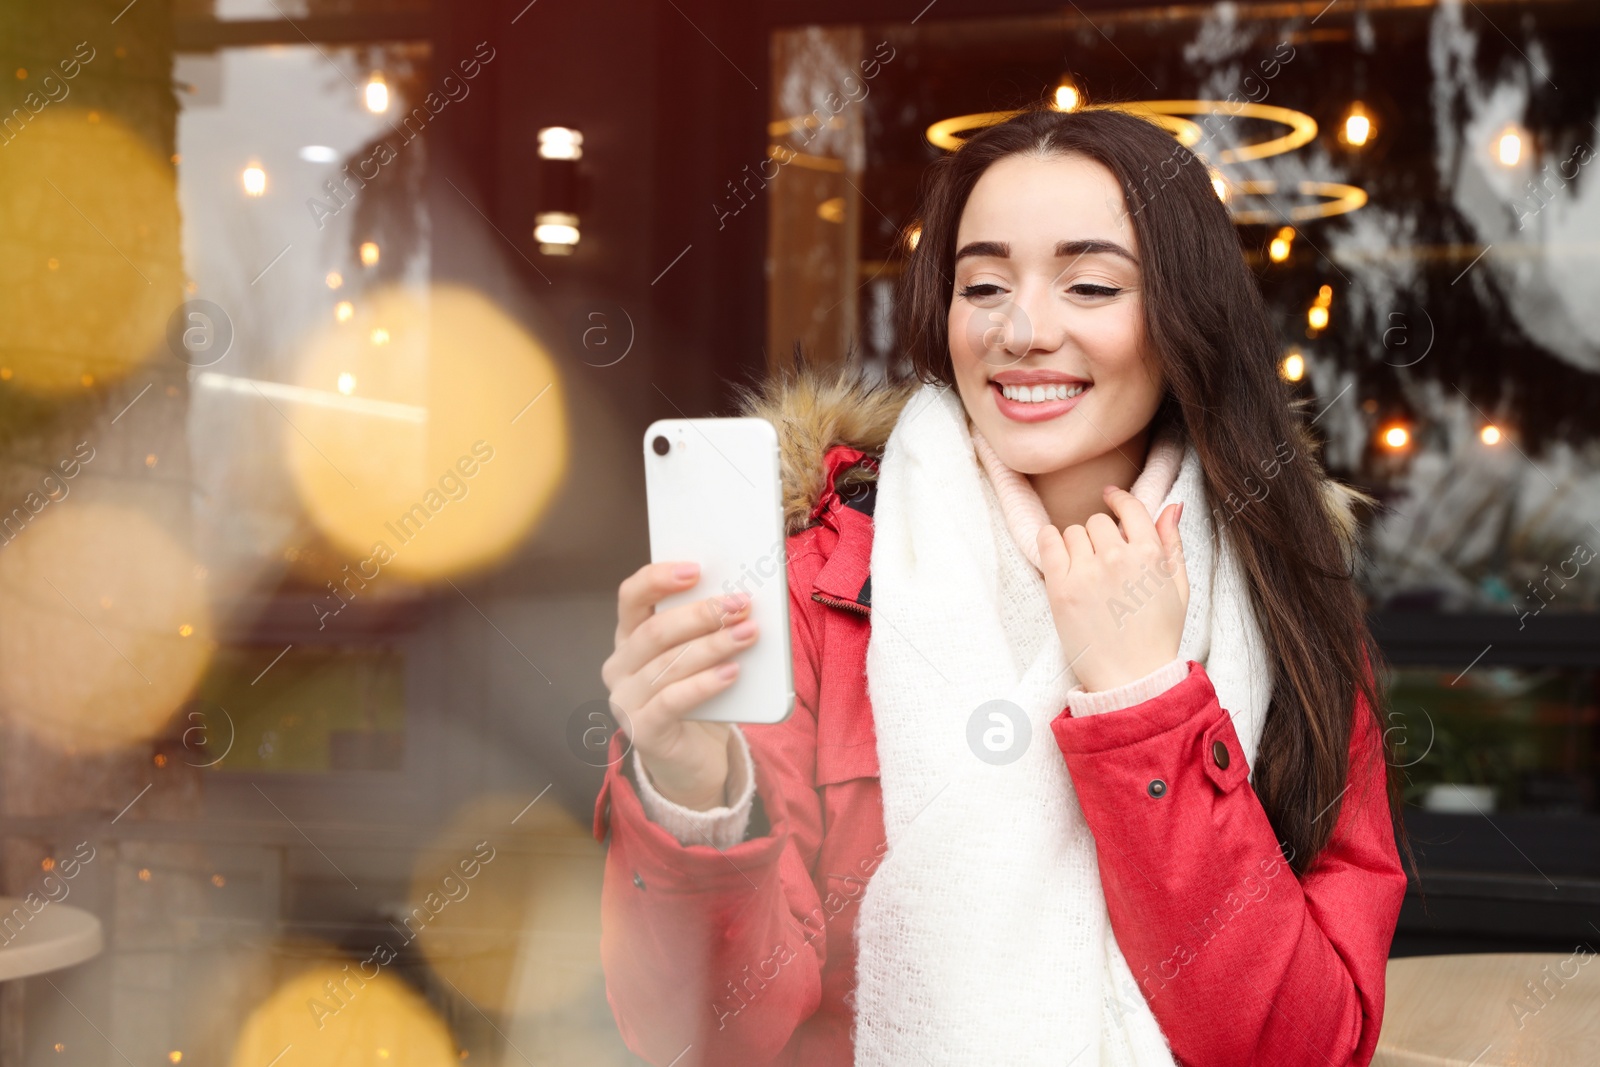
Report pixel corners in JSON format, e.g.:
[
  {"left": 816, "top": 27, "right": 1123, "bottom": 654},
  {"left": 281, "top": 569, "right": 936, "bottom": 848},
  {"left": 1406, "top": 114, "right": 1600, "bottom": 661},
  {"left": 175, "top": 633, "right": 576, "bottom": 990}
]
[
  {"left": 1055, "top": 239, "right": 1139, "bottom": 264},
  {"left": 953, "top": 239, "right": 1139, "bottom": 264},
  {"left": 954, "top": 240, "right": 1008, "bottom": 261}
]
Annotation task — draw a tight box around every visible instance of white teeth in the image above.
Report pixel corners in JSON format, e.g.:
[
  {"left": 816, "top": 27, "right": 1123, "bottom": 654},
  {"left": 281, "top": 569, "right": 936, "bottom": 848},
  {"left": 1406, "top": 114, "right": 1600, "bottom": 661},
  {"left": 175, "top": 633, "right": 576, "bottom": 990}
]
[{"left": 999, "top": 383, "right": 1086, "bottom": 403}]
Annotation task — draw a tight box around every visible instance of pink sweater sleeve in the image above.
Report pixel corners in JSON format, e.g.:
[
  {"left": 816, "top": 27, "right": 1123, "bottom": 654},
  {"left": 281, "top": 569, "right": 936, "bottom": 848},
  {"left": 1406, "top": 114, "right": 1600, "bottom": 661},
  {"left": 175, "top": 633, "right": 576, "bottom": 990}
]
[
  {"left": 632, "top": 725, "right": 756, "bottom": 849},
  {"left": 1067, "top": 657, "right": 1187, "bottom": 716}
]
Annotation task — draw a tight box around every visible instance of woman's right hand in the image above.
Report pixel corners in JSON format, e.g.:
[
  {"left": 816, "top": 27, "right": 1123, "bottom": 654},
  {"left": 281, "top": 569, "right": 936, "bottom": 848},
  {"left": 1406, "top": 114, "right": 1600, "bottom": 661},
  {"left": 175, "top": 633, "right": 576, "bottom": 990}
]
[{"left": 601, "top": 561, "right": 759, "bottom": 812}]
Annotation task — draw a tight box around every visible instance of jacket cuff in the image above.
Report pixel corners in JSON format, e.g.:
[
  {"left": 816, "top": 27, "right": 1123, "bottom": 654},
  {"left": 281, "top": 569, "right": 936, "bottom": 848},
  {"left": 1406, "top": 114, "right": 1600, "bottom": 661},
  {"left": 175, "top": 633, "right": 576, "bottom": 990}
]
[
  {"left": 632, "top": 726, "right": 755, "bottom": 849},
  {"left": 1067, "top": 657, "right": 1188, "bottom": 717},
  {"left": 1053, "top": 661, "right": 1252, "bottom": 803}
]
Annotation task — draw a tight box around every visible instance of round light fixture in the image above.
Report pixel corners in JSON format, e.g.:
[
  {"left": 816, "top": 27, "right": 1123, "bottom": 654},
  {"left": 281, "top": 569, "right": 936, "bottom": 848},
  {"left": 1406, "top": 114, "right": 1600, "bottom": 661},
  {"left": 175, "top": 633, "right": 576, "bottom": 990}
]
[
  {"left": 766, "top": 115, "right": 848, "bottom": 173},
  {"left": 924, "top": 101, "right": 1316, "bottom": 164},
  {"left": 1228, "top": 180, "right": 1368, "bottom": 224}
]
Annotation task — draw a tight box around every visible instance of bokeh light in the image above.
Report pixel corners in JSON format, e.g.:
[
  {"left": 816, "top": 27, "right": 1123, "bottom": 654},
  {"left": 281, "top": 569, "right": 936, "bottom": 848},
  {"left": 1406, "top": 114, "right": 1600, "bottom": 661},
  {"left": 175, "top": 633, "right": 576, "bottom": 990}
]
[
  {"left": 0, "top": 503, "right": 213, "bottom": 753},
  {"left": 1480, "top": 424, "right": 1503, "bottom": 445},
  {"left": 287, "top": 285, "right": 568, "bottom": 581},
  {"left": 536, "top": 126, "right": 584, "bottom": 160},
  {"left": 1268, "top": 226, "right": 1295, "bottom": 263},
  {"left": 1341, "top": 103, "right": 1374, "bottom": 147},
  {"left": 1307, "top": 283, "right": 1333, "bottom": 332},
  {"left": 1210, "top": 169, "right": 1230, "bottom": 202},
  {"left": 1280, "top": 349, "right": 1305, "bottom": 381},
  {"left": 230, "top": 961, "right": 456, "bottom": 1067},
  {"left": 0, "top": 108, "right": 180, "bottom": 392},
  {"left": 241, "top": 163, "right": 266, "bottom": 197},
  {"left": 533, "top": 211, "right": 580, "bottom": 254},
  {"left": 1381, "top": 423, "right": 1411, "bottom": 450},
  {"left": 1497, "top": 127, "right": 1523, "bottom": 167},
  {"left": 364, "top": 72, "right": 390, "bottom": 114},
  {"left": 411, "top": 793, "right": 603, "bottom": 1016}
]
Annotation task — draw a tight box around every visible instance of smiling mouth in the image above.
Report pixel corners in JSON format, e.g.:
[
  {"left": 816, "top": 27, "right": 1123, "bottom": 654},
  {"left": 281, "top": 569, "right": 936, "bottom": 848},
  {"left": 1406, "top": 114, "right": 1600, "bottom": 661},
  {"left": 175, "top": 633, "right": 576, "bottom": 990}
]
[
  {"left": 988, "top": 378, "right": 1091, "bottom": 422},
  {"left": 996, "top": 382, "right": 1086, "bottom": 403}
]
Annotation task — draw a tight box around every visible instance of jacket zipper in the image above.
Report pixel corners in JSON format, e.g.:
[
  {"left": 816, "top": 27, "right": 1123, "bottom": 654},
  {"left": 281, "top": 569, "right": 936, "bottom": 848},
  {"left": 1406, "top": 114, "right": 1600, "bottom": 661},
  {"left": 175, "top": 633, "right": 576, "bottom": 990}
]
[{"left": 812, "top": 591, "right": 870, "bottom": 616}]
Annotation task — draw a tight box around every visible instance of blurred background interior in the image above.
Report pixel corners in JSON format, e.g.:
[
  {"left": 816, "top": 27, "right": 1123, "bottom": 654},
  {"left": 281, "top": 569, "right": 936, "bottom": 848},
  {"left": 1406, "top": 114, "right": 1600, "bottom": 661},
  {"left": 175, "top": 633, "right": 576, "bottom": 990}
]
[{"left": 0, "top": 0, "right": 1596, "bottom": 1062}]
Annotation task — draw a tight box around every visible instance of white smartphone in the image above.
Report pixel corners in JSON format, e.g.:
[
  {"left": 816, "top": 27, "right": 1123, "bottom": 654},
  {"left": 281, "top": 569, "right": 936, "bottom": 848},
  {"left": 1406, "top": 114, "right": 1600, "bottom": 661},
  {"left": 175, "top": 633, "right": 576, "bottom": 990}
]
[{"left": 643, "top": 417, "right": 794, "bottom": 725}]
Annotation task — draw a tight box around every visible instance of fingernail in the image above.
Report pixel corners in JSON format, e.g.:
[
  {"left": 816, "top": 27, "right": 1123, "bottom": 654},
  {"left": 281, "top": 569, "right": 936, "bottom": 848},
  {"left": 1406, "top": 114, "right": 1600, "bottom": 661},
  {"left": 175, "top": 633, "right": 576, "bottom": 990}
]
[
  {"left": 674, "top": 563, "right": 699, "bottom": 580},
  {"left": 1176, "top": 502, "right": 1185, "bottom": 522},
  {"left": 729, "top": 620, "right": 757, "bottom": 640},
  {"left": 716, "top": 662, "right": 739, "bottom": 679},
  {"left": 720, "top": 593, "right": 749, "bottom": 612}
]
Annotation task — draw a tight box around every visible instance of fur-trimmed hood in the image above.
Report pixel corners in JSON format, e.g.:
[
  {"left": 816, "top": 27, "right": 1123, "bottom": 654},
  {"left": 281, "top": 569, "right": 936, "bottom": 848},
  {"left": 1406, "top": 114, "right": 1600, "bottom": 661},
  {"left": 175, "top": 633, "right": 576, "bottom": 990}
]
[
  {"left": 734, "top": 361, "right": 1369, "bottom": 547},
  {"left": 732, "top": 363, "right": 913, "bottom": 534}
]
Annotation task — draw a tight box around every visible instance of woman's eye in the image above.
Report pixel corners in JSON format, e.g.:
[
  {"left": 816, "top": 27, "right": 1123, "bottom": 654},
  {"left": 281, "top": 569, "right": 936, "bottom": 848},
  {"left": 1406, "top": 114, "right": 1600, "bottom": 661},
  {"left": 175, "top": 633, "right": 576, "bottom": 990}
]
[
  {"left": 958, "top": 283, "right": 1005, "bottom": 299},
  {"left": 1069, "top": 284, "right": 1122, "bottom": 298}
]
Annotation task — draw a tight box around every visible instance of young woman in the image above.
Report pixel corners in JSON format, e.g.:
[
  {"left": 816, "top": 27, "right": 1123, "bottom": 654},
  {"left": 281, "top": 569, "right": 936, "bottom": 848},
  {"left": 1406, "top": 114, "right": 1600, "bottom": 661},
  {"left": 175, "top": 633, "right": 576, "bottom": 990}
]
[{"left": 593, "top": 106, "right": 1407, "bottom": 1067}]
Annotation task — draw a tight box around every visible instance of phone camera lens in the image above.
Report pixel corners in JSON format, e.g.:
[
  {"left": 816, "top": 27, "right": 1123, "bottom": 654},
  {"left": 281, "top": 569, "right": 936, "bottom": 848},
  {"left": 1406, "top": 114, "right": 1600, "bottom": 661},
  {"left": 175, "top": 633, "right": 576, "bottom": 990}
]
[{"left": 651, "top": 435, "right": 670, "bottom": 456}]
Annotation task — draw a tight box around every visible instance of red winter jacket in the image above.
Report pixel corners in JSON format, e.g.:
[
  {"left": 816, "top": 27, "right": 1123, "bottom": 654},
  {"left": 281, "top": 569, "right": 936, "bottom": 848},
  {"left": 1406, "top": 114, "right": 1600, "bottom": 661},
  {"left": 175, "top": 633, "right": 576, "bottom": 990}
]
[{"left": 593, "top": 441, "right": 1406, "bottom": 1067}]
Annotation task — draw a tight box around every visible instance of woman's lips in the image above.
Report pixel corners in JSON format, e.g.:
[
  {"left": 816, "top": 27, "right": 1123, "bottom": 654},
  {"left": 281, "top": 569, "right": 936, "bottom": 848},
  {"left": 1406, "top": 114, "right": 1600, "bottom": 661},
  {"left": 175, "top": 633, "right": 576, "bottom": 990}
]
[{"left": 990, "top": 380, "right": 1090, "bottom": 423}]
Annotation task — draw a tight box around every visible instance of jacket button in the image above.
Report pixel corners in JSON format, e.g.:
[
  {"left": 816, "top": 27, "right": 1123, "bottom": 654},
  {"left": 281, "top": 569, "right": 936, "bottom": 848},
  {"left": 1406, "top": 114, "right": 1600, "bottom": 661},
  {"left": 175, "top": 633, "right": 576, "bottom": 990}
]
[
  {"left": 632, "top": 871, "right": 645, "bottom": 890},
  {"left": 1147, "top": 779, "right": 1167, "bottom": 799},
  {"left": 1212, "top": 740, "right": 1231, "bottom": 770}
]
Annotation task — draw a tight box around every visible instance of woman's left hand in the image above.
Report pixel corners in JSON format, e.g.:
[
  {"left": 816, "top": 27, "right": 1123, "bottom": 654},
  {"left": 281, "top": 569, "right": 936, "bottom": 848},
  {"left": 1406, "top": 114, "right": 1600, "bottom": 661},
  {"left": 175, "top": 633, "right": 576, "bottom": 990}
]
[{"left": 1036, "top": 486, "right": 1190, "bottom": 693}]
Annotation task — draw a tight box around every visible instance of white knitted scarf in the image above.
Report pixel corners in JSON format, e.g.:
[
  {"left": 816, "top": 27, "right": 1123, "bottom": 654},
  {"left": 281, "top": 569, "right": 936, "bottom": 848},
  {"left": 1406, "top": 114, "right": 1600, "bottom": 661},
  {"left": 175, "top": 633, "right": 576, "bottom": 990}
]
[{"left": 852, "top": 384, "right": 1273, "bottom": 1067}]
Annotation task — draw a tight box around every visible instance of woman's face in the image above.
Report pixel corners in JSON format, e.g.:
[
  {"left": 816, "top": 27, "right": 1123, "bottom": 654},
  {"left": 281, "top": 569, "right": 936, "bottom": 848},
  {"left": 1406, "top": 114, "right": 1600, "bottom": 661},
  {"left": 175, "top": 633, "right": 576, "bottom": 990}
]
[{"left": 946, "top": 152, "right": 1165, "bottom": 475}]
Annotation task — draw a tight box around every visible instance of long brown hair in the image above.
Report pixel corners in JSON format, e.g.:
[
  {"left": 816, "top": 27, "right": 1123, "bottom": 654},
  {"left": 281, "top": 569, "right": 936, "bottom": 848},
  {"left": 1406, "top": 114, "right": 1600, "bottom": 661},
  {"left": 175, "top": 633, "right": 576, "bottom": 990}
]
[{"left": 895, "top": 104, "right": 1397, "bottom": 874}]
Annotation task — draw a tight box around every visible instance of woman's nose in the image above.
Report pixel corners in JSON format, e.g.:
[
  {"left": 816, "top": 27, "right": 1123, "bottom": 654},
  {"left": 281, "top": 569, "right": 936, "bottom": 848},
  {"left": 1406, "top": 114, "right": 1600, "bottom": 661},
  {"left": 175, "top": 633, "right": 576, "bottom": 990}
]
[{"left": 996, "top": 285, "right": 1064, "bottom": 361}]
